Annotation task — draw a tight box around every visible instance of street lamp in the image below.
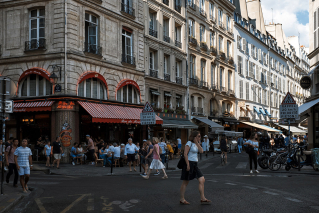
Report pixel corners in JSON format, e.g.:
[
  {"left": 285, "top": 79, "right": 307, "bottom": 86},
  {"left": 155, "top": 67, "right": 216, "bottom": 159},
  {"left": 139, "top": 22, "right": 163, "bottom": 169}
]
[
  {"left": 49, "top": 72, "right": 58, "bottom": 84},
  {"left": 49, "top": 65, "right": 62, "bottom": 93}
]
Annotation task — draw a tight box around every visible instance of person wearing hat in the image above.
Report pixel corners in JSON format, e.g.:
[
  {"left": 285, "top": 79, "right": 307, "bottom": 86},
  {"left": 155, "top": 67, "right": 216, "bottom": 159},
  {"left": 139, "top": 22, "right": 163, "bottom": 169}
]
[
  {"left": 202, "top": 135, "right": 210, "bottom": 156},
  {"left": 86, "top": 135, "right": 95, "bottom": 165}
]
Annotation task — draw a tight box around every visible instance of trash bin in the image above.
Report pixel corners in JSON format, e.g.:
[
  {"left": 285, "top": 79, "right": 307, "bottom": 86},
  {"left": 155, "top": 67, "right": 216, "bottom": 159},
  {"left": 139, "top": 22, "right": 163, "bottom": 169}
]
[{"left": 311, "top": 148, "right": 319, "bottom": 171}]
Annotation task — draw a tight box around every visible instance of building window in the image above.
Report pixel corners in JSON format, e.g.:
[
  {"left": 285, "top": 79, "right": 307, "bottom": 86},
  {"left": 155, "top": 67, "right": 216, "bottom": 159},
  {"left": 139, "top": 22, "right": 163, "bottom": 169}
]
[
  {"left": 226, "top": 15, "right": 230, "bottom": 31},
  {"left": 200, "top": 25, "right": 205, "bottom": 42},
  {"left": 29, "top": 9, "right": 45, "bottom": 50},
  {"left": 200, "top": 60, "right": 206, "bottom": 82},
  {"left": 199, "top": 0, "right": 205, "bottom": 11},
  {"left": 164, "top": 55, "right": 170, "bottom": 74},
  {"left": 78, "top": 78, "right": 107, "bottom": 99},
  {"left": 189, "top": 19, "right": 195, "bottom": 37},
  {"left": 219, "top": 36, "right": 223, "bottom": 52},
  {"left": 226, "top": 41, "right": 231, "bottom": 57},
  {"left": 150, "top": 90, "right": 159, "bottom": 108},
  {"left": 220, "top": 67, "right": 224, "bottom": 87},
  {"left": 246, "top": 82, "right": 249, "bottom": 100},
  {"left": 209, "top": 3, "right": 215, "bottom": 19},
  {"left": 122, "top": 29, "right": 133, "bottom": 63},
  {"left": 211, "top": 64, "right": 215, "bottom": 85},
  {"left": 239, "top": 80, "right": 243, "bottom": 99},
  {"left": 218, "top": 9, "right": 223, "bottom": 25},
  {"left": 228, "top": 71, "right": 232, "bottom": 90},
  {"left": 190, "top": 55, "right": 196, "bottom": 78},
  {"left": 238, "top": 56, "right": 243, "bottom": 75},
  {"left": 163, "top": 18, "right": 169, "bottom": 42},
  {"left": 85, "top": 13, "right": 99, "bottom": 51},
  {"left": 176, "top": 60, "right": 181, "bottom": 78},
  {"left": 20, "top": 74, "right": 52, "bottom": 97},
  {"left": 164, "top": 93, "right": 171, "bottom": 109},
  {"left": 176, "top": 95, "right": 182, "bottom": 107}
]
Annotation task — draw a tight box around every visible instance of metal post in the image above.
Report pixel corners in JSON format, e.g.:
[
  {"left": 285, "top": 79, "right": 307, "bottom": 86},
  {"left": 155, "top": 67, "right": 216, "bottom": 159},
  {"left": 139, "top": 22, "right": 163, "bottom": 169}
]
[
  {"left": 1, "top": 80, "right": 5, "bottom": 195},
  {"left": 298, "top": 151, "right": 301, "bottom": 171},
  {"left": 166, "top": 149, "right": 168, "bottom": 169},
  {"left": 288, "top": 120, "right": 291, "bottom": 153},
  {"left": 111, "top": 152, "right": 114, "bottom": 175},
  {"left": 139, "top": 153, "right": 141, "bottom": 172}
]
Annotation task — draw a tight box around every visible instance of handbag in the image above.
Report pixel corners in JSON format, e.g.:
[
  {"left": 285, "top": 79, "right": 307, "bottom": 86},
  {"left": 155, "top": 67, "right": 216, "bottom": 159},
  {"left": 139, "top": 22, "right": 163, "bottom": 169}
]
[
  {"left": 177, "top": 143, "right": 192, "bottom": 169},
  {"left": 245, "top": 145, "right": 254, "bottom": 154}
]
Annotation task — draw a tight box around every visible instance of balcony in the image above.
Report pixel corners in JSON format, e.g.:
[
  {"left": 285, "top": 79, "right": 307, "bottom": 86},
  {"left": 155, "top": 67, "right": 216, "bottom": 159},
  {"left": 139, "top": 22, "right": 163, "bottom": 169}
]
[
  {"left": 219, "top": 21, "right": 225, "bottom": 29},
  {"left": 210, "top": 84, "right": 218, "bottom": 91},
  {"left": 84, "top": 42, "right": 102, "bottom": 56},
  {"left": 197, "top": 107, "right": 204, "bottom": 114},
  {"left": 228, "top": 89, "right": 235, "bottom": 96},
  {"left": 188, "top": 1, "right": 195, "bottom": 10},
  {"left": 219, "top": 52, "right": 226, "bottom": 60},
  {"left": 189, "top": 36, "right": 197, "bottom": 46},
  {"left": 189, "top": 78, "right": 198, "bottom": 86},
  {"left": 191, "top": 107, "right": 196, "bottom": 113},
  {"left": 210, "top": 47, "right": 217, "bottom": 56},
  {"left": 163, "top": 0, "right": 169, "bottom": 6},
  {"left": 210, "top": 16, "right": 216, "bottom": 23},
  {"left": 25, "top": 39, "right": 46, "bottom": 51},
  {"left": 220, "top": 86, "right": 226, "bottom": 93},
  {"left": 150, "top": 69, "right": 158, "bottom": 78},
  {"left": 175, "top": 40, "right": 182, "bottom": 48},
  {"left": 164, "top": 35, "right": 170, "bottom": 43},
  {"left": 176, "top": 77, "right": 182, "bottom": 85},
  {"left": 121, "top": 3, "right": 135, "bottom": 17},
  {"left": 227, "top": 27, "right": 233, "bottom": 35},
  {"left": 199, "top": 8, "right": 206, "bottom": 17},
  {"left": 122, "top": 54, "right": 136, "bottom": 66},
  {"left": 200, "top": 81, "right": 208, "bottom": 89},
  {"left": 200, "top": 42, "right": 208, "bottom": 51},
  {"left": 164, "top": 73, "right": 170, "bottom": 81},
  {"left": 149, "top": 28, "right": 158, "bottom": 38},
  {"left": 228, "top": 57, "right": 234, "bottom": 65},
  {"left": 175, "top": 4, "right": 181, "bottom": 13}
]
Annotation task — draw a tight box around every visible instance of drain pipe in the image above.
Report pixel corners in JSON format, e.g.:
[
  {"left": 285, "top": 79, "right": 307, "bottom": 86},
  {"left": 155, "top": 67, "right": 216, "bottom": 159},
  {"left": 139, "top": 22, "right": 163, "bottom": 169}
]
[{"left": 64, "top": 0, "right": 68, "bottom": 94}]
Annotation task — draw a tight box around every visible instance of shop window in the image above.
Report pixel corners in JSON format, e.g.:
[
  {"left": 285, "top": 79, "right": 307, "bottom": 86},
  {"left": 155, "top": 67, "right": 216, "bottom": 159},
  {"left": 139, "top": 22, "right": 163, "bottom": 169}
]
[
  {"left": 164, "top": 92, "right": 171, "bottom": 109},
  {"left": 176, "top": 95, "right": 182, "bottom": 107},
  {"left": 78, "top": 78, "right": 107, "bottom": 99},
  {"left": 150, "top": 90, "right": 159, "bottom": 108},
  {"left": 19, "top": 74, "right": 52, "bottom": 97},
  {"left": 117, "top": 84, "right": 140, "bottom": 104}
]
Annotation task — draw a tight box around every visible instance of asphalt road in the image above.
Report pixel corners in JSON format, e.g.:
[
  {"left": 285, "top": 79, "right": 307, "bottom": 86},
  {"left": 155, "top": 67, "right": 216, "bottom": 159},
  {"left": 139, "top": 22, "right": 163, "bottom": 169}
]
[{"left": 8, "top": 153, "right": 319, "bottom": 213}]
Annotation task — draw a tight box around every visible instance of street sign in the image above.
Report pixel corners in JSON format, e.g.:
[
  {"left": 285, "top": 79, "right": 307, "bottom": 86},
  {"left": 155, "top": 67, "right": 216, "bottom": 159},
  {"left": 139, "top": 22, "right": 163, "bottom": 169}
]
[
  {"left": 0, "top": 100, "right": 14, "bottom": 113},
  {"left": 140, "top": 102, "right": 156, "bottom": 125},
  {"left": 280, "top": 92, "right": 298, "bottom": 119}
]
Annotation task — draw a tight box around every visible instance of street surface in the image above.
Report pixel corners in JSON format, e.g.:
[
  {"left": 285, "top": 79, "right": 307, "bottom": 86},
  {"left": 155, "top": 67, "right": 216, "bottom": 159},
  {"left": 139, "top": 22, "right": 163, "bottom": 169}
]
[{"left": 8, "top": 153, "right": 319, "bottom": 213}]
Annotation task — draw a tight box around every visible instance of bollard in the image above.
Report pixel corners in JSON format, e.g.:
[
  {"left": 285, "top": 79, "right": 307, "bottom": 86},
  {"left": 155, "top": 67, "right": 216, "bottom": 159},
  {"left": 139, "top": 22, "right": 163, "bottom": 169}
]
[
  {"left": 111, "top": 153, "right": 114, "bottom": 175},
  {"left": 139, "top": 153, "right": 142, "bottom": 172}
]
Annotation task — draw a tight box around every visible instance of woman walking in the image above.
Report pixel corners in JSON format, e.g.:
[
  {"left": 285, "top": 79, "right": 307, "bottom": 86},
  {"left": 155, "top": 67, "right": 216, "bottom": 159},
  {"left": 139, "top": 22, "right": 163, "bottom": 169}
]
[
  {"left": 244, "top": 132, "right": 259, "bottom": 174},
  {"left": 180, "top": 131, "right": 211, "bottom": 205},
  {"left": 220, "top": 135, "right": 228, "bottom": 164},
  {"left": 143, "top": 137, "right": 168, "bottom": 180},
  {"left": 44, "top": 141, "right": 52, "bottom": 167}
]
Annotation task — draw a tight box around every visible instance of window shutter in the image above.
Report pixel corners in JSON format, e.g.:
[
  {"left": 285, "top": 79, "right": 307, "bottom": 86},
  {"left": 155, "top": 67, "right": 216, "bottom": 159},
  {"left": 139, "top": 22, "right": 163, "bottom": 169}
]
[
  {"left": 258, "top": 49, "right": 261, "bottom": 60},
  {"left": 246, "top": 42, "right": 249, "bottom": 55},
  {"left": 267, "top": 71, "right": 271, "bottom": 86},
  {"left": 240, "top": 57, "right": 243, "bottom": 75},
  {"left": 237, "top": 35, "right": 240, "bottom": 49},
  {"left": 251, "top": 45, "right": 253, "bottom": 56},
  {"left": 240, "top": 81, "right": 243, "bottom": 99},
  {"left": 246, "top": 59, "right": 249, "bottom": 76},
  {"left": 243, "top": 38, "right": 246, "bottom": 52},
  {"left": 246, "top": 82, "right": 249, "bottom": 100}
]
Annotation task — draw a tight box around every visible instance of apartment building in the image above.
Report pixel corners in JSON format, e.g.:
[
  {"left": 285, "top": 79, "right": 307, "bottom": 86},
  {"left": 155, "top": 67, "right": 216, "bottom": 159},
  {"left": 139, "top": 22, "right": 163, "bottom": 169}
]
[{"left": 187, "top": 0, "right": 237, "bottom": 132}]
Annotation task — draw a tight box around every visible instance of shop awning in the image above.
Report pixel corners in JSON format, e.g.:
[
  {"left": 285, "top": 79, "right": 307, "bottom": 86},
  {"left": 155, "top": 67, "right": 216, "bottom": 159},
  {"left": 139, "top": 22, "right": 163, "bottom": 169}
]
[
  {"left": 246, "top": 106, "right": 251, "bottom": 111},
  {"left": 241, "top": 121, "right": 281, "bottom": 132},
  {"left": 299, "top": 98, "right": 319, "bottom": 115},
  {"left": 194, "top": 117, "right": 224, "bottom": 131},
  {"left": 260, "top": 125, "right": 282, "bottom": 134},
  {"left": 220, "top": 117, "right": 240, "bottom": 125},
  {"left": 78, "top": 101, "right": 163, "bottom": 124},
  {"left": 254, "top": 107, "right": 261, "bottom": 115},
  {"left": 259, "top": 108, "right": 266, "bottom": 116},
  {"left": 14, "top": 101, "right": 54, "bottom": 112},
  {"left": 276, "top": 124, "right": 307, "bottom": 135},
  {"left": 265, "top": 109, "right": 272, "bottom": 117},
  {"left": 162, "top": 119, "right": 198, "bottom": 129}
]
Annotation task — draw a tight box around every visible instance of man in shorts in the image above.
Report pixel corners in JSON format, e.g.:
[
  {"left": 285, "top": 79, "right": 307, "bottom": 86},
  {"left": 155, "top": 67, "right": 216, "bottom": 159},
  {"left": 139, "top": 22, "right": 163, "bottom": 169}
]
[
  {"left": 124, "top": 138, "right": 139, "bottom": 172},
  {"left": 14, "top": 139, "right": 32, "bottom": 193},
  {"left": 144, "top": 140, "right": 154, "bottom": 175},
  {"left": 52, "top": 137, "right": 63, "bottom": 169},
  {"left": 70, "top": 143, "right": 81, "bottom": 165}
]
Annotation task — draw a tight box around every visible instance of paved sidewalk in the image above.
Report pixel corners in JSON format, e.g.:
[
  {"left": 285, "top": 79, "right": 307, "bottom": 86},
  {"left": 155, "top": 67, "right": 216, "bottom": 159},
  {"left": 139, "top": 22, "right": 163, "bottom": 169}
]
[{"left": 0, "top": 183, "right": 31, "bottom": 213}]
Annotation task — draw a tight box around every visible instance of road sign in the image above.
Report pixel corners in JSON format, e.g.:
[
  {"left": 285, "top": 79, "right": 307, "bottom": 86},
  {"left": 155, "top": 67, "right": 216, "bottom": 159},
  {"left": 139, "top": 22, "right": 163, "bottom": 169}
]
[
  {"left": 280, "top": 92, "right": 298, "bottom": 119},
  {"left": 141, "top": 102, "right": 156, "bottom": 125},
  {"left": 0, "top": 100, "right": 13, "bottom": 113}
]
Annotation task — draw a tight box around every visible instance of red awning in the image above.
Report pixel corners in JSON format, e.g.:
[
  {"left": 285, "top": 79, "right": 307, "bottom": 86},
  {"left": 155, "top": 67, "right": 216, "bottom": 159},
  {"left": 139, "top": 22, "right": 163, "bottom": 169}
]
[
  {"left": 78, "top": 101, "right": 163, "bottom": 124},
  {"left": 14, "top": 101, "right": 54, "bottom": 112}
]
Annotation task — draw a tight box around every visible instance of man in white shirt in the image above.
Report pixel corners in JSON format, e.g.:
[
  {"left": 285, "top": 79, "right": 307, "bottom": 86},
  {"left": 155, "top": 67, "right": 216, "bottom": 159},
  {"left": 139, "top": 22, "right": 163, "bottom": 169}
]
[
  {"left": 177, "top": 138, "right": 182, "bottom": 150},
  {"left": 113, "top": 143, "right": 121, "bottom": 159},
  {"left": 124, "top": 138, "right": 139, "bottom": 172},
  {"left": 202, "top": 135, "right": 210, "bottom": 155}
]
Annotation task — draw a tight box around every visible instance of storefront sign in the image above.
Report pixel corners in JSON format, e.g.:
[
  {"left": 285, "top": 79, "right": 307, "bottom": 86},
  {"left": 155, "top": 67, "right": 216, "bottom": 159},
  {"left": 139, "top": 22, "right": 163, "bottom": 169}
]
[
  {"left": 57, "top": 101, "right": 75, "bottom": 110},
  {"left": 60, "top": 121, "right": 72, "bottom": 147},
  {"left": 300, "top": 76, "right": 312, "bottom": 90},
  {"left": 140, "top": 102, "right": 156, "bottom": 125}
]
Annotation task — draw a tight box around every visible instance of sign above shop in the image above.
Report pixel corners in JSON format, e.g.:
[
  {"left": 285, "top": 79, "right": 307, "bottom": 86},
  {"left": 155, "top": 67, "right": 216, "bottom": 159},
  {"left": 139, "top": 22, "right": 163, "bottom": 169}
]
[
  {"left": 141, "top": 102, "right": 156, "bottom": 125},
  {"left": 57, "top": 101, "right": 75, "bottom": 110},
  {"left": 280, "top": 92, "right": 298, "bottom": 120},
  {"left": 300, "top": 76, "right": 312, "bottom": 90}
]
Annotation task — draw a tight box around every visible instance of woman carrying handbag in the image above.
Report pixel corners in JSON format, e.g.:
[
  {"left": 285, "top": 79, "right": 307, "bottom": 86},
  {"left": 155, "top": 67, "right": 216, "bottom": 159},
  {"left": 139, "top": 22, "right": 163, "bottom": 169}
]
[
  {"left": 180, "top": 130, "right": 211, "bottom": 205},
  {"left": 244, "top": 132, "right": 259, "bottom": 174}
]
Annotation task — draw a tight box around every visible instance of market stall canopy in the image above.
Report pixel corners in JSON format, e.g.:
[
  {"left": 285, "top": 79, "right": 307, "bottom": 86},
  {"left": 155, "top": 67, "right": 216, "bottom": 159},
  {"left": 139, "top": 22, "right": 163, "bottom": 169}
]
[
  {"left": 162, "top": 119, "right": 198, "bottom": 129},
  {"left": 14, "top": 101, "right": 54, "bottom": 112},
  {"left": 78, "top": 101, "right": 163, "bottom": 124},
  {"left": 265, "top": 109, "right": 272, "bottom": 117},
  {"left": 259, "top": 108, "right": 266, "bottom": 116},
  {"left": 276, "top": 125, "right": 307, "bottom": 135},
  {"left": 214, "top": 130, "right": 243, "bottom": 137},
  {"left": 193, "top": 117, "right": 224, "bottom": 131},
  {"left": 299, "top": 98, "right": 319, "bottom": 115},
  {"left": 254, "top": 107, "right": 261, "bottom": 115},
  {"left": 241, "top": 121, "right": 281, "bottom": 133}
]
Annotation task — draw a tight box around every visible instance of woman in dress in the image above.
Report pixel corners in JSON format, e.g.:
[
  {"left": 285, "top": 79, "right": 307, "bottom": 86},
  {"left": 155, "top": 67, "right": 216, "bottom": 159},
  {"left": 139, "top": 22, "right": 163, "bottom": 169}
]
[
  {"left": 244, "top": 132, "right": 259, "bottom": 174},
  {"left": 220, "top": 135, "right": 228, "bottom": 164},
  {"left": 180, "top": 130, "right": 211, "bottom": 205},
  {"left": 143, "top": 137, "right": 168, "bottom": 180}
]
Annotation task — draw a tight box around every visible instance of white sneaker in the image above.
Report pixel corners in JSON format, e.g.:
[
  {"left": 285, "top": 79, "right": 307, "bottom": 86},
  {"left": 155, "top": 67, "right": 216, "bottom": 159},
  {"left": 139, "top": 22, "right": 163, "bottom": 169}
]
[
  {"left": 250, "top": 170, "right": 253, "bottom": 174},
  {"left": 154, "top": 171, "right": 160, "bottom": 176},
  {"left": 255, "top": 170, "right": 260, "bottom": 173},
  {"left": 72, "top": 162, "right": 75, "bottom": 166},
  {"left": 103, "top": 166, "right": 105, "bottom": 168},
  {"left": 92, "top": 162, "right": 95, "bottom": 165}
]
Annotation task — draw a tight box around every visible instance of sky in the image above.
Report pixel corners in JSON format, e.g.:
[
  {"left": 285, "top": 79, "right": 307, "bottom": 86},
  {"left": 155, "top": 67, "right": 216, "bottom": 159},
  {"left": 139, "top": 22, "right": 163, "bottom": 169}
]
[{"left": 260, "top": 0, "right": 309, "bottom": 47}]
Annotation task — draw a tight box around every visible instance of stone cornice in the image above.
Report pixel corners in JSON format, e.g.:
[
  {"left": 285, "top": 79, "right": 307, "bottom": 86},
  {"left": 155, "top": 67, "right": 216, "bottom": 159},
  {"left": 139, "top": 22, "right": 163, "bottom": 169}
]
[
  {"left": 308, "top": 47, "right": 319, "bottom": 59},
  {"left": 147, "top": 0, "right": 186, "bottom": 21}
]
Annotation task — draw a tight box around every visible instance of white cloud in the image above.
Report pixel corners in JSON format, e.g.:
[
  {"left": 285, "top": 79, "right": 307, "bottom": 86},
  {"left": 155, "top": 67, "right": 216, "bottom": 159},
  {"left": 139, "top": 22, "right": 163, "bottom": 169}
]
[{"left": 260, "top": 0, "right": 309, "bottom": 47}]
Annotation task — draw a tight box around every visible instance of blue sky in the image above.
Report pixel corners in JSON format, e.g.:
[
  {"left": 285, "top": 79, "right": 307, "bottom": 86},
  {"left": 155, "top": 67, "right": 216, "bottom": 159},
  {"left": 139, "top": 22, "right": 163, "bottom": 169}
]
[{"left": 296, "top": 10, "right": 309, "bottom": 25}]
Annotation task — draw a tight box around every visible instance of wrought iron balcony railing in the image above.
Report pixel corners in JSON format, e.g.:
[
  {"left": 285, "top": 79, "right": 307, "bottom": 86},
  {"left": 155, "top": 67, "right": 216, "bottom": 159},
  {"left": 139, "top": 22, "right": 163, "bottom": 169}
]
[
  {"left": 191, "top": 107, "right": 196, "bottom": 113},
  {"left": 164, "top": 73, "right": 170, "bottom": 81},
  {"left": 199, "top": 8, "right": 206, "bottom": 17},
  {"left": 164, "top": 35, "right": 170, "bottom": 43},
  {"left": 200, "top": 42, "right": 208, "bottom": 51},
  {"left": 189, "top": 78, "right": 198, "bottom": 86},
  {"left": 220, "top": 86, "right": 226, "bottom": 92},
  {"left": 163, "top": 0, "right": 169, "bottom": 6},
  {"left": 200, "top": 81, "right": 208, "bottom": 88},
  {"left": 84, "top": 42, "right": 102, "bottom": 56},
  {"left": 149, "top": 28, "right": 158, "bottom": 38},
  {"left": 121, "top": 3, "right": 135, "bottom": 17},
  {"left": 122, "top": 54, "right": 136, "bottom": 65},
  {"left": 175, "top": 40, "right": 182, "bottom": 48},
  {"left": 210, "top": 84, "right": 218, "bottom": 90},
  {"left": 25, "top": 39, "right": 46, "bottom": 51},
  {"left": 197, "top": 107, "right": 204, "bottom": 114},
  {"left": 189, "top": 37, "right": 197, "bottom": 46},
  {"left": 176, "top": 77, "right": 182, "bottom": 85},
  {"left": 150, "top": 69, "right": 158, "bottom": 78},
  {"left": 211, "top": 47, "right": 217, "bottom": 56},
  {"left": 188, "top": 1, "right": 195, "bottom": 9}
]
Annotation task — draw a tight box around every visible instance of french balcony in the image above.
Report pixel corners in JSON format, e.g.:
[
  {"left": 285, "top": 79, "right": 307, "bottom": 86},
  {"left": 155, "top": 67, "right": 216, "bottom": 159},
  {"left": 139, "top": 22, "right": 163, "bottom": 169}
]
[
  {"left": 189, "top": 78, "right": 198, "bottom": 86},
  {"left": 228, "top": 89, "right": 235, "bottom": 96},
  {"left": 150, "top": 69, "right": 158, "bottom": 78},
  {"left": 210, "top": 84, "right": 218, "bottom": 91},
  {"left": 149, "top": 28, "right": 158, "bottom": 38},
  {"left": 84, "top": 42, "right": 102, "bottom": 56},
  {"left": 25, "top": 39, "right": 46, "bottom": 51},
  {"left": 188, "top": 2, "right": 195, "bottom": 10},
  {"left": 219, "top": 52, "right": 226, "bottom": 60},
  {"left": 163, "top": 0, "right": 169, "bottom": 6},
  {"left": 164, "top": 35, "right": 170, "bottom": 43},
  {"left": 191, "top": 107, "right": 196, "bottom": 113},
  {"left": 210, "top": 16, "right": 216, "bottom": 23},
  {"left": 220, "top": 86, "right": 226, "bottom": 93},
  {"left": 200, "top": 81, "right": 208, "bottom": 89},
  {"left": 219, "top": 21, "right": 225, "bottom": 29},
  {"left": 228, "top": 57, "right": 234, "bottom": 65},
  {"left": 176, "top": 77, "right": 183, "bottom": 85},
  {"left": 121, "top": 3, "right": 135, "bottom": 17},
  {"left": 164, "top": 73, "right": 170, "bottom": 81},
  {"left": 122, "top": 54, "right": 136, "bottom": 66},
  {"left": 197, "top": 107, "right": 204, "bottom": 114},
  {"left": 199, "top": 8, "right": 206, "bottom": 17},
  {"left": 189, "top": 36, "right": 197, "bottom": 46},
  {"left": 175, "top": 40, "right": 182, "bottom": 48},
  {"left": 227, "top": 27, "right": 233, "bottom": 35},
  {"left": 175, "top": 4, "right": 181, "bottom": 13},
  {"left": 200, "top": 42, "right": 208, "bottom": 51},
  {"left": 210, "top": 47, "right": 217, "bottom": 56}
]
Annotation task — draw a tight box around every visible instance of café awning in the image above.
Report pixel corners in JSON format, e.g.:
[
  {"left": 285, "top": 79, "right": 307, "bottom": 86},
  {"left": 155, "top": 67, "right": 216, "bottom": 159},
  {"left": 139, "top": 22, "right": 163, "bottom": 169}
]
[
  {"left": 162, "top": 119, "right": 198, "bottom": 129},
  {"left": 265, "top": 109, "right": 272, "bottom": 117},
  {"left": 78, "top": 101, "right": 163, "bottom": 124},
  {"left": 14, "top": 101, "right": 54, "bottom": 112},
  {"left": 259, "top": 108, "right": 266, "bottom": 116},
  {"left": 193, "top": 117, "right": 224, "bottom": 131},
  {"left": 276, "top": 124, "right": 307, "bottom": 135},
  {"left": 299, "top": 98, "right": 319, "bottom": 115},
  {"left": 254, "top": 107, "right": 261, "bottom": 115},
  {"left": 241, "top": 121, "right": 281, "bottom": 133}
]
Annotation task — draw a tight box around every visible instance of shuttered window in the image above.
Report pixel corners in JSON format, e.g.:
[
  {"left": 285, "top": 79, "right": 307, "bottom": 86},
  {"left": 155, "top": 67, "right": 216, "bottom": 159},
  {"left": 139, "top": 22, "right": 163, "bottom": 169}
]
[{"left": 240, "top": 80, "right": 243, "bottom": 99}]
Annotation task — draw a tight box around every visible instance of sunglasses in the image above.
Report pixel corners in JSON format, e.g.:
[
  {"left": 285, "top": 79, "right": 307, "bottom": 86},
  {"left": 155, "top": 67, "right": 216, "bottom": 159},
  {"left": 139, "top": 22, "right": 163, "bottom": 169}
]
[{"left": 197, "top": 135, "right": 201, "bottom": 138}]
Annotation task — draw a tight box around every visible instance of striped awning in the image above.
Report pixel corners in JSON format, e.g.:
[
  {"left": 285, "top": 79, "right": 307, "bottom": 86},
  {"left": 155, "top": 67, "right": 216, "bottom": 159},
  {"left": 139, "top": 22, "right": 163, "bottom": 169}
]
[
  {"left": 14, "top": 101, "right": 54, "bottom": 112},
  {"left": 78, "top": 101, "right": 163, "bottom": 124}
]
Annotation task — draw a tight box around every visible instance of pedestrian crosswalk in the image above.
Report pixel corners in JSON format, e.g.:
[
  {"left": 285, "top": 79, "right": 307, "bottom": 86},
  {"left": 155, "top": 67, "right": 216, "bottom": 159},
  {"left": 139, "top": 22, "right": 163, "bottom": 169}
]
[{"left": 201, "top": 161, "right": 264, "bottom": 171}]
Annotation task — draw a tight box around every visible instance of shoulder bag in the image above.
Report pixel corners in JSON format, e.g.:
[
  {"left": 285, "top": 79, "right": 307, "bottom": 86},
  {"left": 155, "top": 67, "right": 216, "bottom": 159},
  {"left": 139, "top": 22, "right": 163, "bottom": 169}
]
[{"left": 177, "top": 143, "right": 193, "bottom": 169}]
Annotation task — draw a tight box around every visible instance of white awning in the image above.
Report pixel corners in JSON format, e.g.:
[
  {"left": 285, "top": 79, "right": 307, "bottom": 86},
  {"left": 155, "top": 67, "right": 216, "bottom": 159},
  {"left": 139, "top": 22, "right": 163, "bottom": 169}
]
[
  {"left": 299, "top": 98, "right": 319, "bottom": 115},
  {"left": 164, "top": 92, "right": 172, "bottom": 97},
  {"left": 276, "top": 125, "right": 307, "bottom": 135},
  {"left": 151, "top": 91, "right": 160, "bottom": 95},
  {"left": 241, "top": 121, "right": 281, "bottom": 132}
]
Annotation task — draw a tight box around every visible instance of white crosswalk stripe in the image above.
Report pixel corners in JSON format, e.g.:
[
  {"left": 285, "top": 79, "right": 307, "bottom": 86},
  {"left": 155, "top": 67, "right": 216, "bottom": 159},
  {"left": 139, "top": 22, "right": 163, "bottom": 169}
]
[
  {"left": 243, "top": 186, "right": 258, "bottom": 190},
  {"left": 285, "top": 198, "right": 302, "bottom": 202},
  {"left": 264, "top": 191, "right": 279, "bottom": 195},
  {"left": 225, "top": 183, "right": 237, "bottom": 186}
]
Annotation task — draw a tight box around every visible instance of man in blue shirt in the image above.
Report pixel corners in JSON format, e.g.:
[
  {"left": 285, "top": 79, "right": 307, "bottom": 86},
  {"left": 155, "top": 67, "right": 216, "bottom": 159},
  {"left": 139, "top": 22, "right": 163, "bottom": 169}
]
[
  {"left": 124, "top": 138, "right": 139, "bottom": 172},
  {"left": 284, "top": 135, "right": 290, "bottom": 147},
  {"left": 237, "top": 137, "right": 243, "bottom": 153},
  {"left": 158, "top": 139, "right": 167, "bottom": 164}
]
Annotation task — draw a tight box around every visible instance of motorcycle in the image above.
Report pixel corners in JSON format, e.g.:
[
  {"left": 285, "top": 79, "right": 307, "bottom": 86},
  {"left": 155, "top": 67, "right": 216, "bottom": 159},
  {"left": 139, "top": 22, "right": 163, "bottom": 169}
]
[{"left": 258, "top": 149, "right": 274, "bottom": 169}]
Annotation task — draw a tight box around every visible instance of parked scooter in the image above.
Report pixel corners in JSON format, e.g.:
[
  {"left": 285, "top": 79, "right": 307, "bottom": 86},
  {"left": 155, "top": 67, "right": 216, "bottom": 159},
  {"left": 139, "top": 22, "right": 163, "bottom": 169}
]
[
  {"left": 258, "top": 149, "right": 274, "bottom": 169},
  {"left": 285, "top": 144, "right": 316, "bottom": 171}
]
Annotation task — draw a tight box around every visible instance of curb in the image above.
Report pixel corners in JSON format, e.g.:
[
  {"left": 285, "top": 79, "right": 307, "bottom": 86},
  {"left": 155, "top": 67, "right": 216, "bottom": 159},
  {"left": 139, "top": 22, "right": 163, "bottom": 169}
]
[{"left": 0, "top": 194, "right": 23, "bottom": 213}]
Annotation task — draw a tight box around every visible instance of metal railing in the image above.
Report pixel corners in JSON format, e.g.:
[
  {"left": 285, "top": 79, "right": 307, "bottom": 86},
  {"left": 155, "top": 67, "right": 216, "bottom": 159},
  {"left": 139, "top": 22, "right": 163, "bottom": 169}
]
[
  {"left": 210, "top": 16, "right": 216, "bottom": 23},
  {"left": 200, "top": 81, "right": 208, "bottom": 88},
  {"left": 25, "top": 39, "right": 46, "bottom": 51},
  {"left": 121, "top": 3, "right": 135, "bottom": 17},
  {"left": 211, "top": 47, "right": 217, "bottom": 56},
  {"left": 163, "top": 0, "right": 169, "bottom": 6},
  {"left": 164, "top": 73, "right": 170, "bottom": 81},
  {"left": 189, "top": 37, "right": 197, "bottom": 46},
  {"left": 149, "top": 28, "right": 158, "bottom": 38},
  {"left": 220, "top": 86, "right": 226, "bottom": 92},
  {"left": 219, "top": 21, "right": 225, "bottom": 29},
  {"left": 228, "top": 89, "right": 235, "bottom": 95},
  {"left": 197, "top": 107, "right": 204, "bottom": 114},
  {"left": 150, "top": 69, "right": 158, "bottom": 78},
  {"left": 164, "top": 35, "right": 170, "bottom": 43},
  {"left": 122, "top": 54, "right": 136, "bottom": 65},
  {"left": 188, "top": 1, "right": 195, "bottom": 9},
  {"left": 175, "top": 40, "right": 182, "bottom": 48},
  {"left": 189, "top": 78, "right": 198, "bottom": 86},
  {"left": 84, "top": 42, "right": 102, "bottom": 56},
  {"left": 176, "top": 77, "right": 182, "bottom": 85},
  {"left": 199, "top": 8, "right": 206, "bottom": 17},
  {"left": 210, "top": 84, "right": 217, "bottom": 90},
  {"left": 200, "top": 42, "right": 208, "bottom": 51},
  {"left": 191, "top": 107, "right": 196, "bottom": 113}
]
